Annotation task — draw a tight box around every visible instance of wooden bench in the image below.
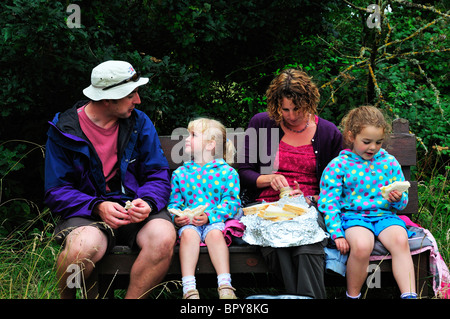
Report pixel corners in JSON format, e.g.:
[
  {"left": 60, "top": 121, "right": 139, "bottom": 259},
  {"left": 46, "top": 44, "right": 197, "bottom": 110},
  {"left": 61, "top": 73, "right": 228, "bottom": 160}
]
[{"left": 86, "top": 118, "right": 430, "bottom": 299}]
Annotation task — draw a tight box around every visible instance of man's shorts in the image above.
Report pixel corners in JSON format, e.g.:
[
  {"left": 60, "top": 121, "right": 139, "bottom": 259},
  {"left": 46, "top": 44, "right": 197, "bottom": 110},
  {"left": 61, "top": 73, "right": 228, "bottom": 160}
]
[
  {"left": 178, "top": 222, "right": 225, "bottom": 243},
  {"left": 341, "top": 214, "right": 415, "bottom": 238},
  {"left": 54, "top": 208, "right": 173, "bottom": 253}
]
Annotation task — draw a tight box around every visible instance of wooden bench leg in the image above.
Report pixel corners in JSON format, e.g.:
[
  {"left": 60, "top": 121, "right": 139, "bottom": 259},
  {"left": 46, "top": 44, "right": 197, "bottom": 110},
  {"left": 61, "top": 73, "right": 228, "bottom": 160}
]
[
  {"left": 85, "top": 264, "right": 118, "bottom": 299},
  {"left": 414, "top": 252, "right": 430, "bottom": 298},
  {"left": 86, "top": 267, "right": 99, "bottom": 299}
]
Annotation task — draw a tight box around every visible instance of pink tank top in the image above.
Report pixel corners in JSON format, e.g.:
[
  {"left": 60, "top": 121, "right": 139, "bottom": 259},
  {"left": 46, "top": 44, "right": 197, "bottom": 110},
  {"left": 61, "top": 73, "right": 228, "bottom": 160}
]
[
  {"left": 257, "top": 141, "right": 319, "bottom": 202},
  {"left": 78, "top": 105, "right": 119, "bottom": 192}
]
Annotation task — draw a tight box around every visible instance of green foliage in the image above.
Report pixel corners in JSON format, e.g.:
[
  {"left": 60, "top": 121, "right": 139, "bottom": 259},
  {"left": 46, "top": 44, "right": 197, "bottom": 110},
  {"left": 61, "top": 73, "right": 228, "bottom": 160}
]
[
  {"left": 0, "top": 140, "right": 46, "bottom": 235},
  {"left": 0, "top": 144, "right": 26, "bottom": 177},
  {"left": 313, "top": 0, "right": 449, "bottom": 159}
]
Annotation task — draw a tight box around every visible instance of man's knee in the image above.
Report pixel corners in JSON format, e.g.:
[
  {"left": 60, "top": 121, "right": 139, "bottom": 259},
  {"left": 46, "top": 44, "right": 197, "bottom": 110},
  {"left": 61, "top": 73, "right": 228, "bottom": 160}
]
[
  {"left": 60, "top": 226, "right": 108, "bottom": 263},
  {"left": 137, "top": 219, "right": 176, "bottom": 256}
]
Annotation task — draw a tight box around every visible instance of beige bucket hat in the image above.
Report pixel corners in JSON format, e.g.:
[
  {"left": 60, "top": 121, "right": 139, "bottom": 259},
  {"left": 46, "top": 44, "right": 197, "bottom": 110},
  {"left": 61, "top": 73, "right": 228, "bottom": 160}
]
[{"left": 83, "top": 60, "right": 149, "bottom": 101}]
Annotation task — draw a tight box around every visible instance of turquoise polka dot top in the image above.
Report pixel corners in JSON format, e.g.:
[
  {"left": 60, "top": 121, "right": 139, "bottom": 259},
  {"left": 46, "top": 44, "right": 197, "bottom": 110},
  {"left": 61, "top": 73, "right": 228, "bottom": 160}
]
[
  {"left": 168, "top": 159, "right": 241, "bottom": 223},
  {"left": 318, "top": 149, "right": 408, "bottom": 240}
]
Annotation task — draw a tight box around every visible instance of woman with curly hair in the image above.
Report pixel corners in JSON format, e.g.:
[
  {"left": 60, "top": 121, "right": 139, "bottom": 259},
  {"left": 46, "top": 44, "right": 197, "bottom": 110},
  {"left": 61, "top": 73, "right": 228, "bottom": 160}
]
[{"left": 238, "top": 68, "right": 343, "bottom": 298}]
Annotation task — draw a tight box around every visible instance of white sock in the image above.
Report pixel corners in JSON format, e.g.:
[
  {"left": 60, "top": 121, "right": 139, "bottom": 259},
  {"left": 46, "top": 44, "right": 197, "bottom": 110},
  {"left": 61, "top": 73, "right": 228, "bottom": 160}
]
[
  {"left": 182, "top": 275, "right": 196, "bottom": 294},
  {"left": 217, "top": 273, "right": 232, "bottom": 287},
  {"left": 346, "top": 291, "right": 361, "bottom": 299}
]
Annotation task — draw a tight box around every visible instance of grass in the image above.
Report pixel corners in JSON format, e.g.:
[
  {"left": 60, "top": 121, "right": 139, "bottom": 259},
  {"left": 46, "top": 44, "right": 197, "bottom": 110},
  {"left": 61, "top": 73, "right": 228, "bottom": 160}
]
[
  {"left": 0, "top": 153, "right": 448, "bottom": 299},
  {"left": 0, "top": 218, "right": 60, "bottom": 298}
]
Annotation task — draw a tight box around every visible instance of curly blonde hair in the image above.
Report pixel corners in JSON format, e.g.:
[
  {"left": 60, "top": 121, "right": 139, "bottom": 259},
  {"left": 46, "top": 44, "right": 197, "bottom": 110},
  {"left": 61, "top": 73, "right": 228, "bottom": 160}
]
[
  {"left": 341, "top": 105, "right": 392, "bottom": 147},
  {"left": 265, "top": 68, "right": 320, "bottom": 125}
]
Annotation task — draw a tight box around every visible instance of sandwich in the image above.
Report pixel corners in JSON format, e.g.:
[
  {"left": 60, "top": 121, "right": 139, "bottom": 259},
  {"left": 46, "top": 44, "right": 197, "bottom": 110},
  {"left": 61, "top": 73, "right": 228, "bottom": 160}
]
[
  {"left": 124, "top": 200, "right": 134, "bottom": 210},
  {"left": 168, "top": 204, "right": 208, "bottom": 222},
  {"left": 380, "top": 181, "right": 411, "bottom": 200},
  {"left": 262, "top": 205, "right": 297, "bottom": 221}
]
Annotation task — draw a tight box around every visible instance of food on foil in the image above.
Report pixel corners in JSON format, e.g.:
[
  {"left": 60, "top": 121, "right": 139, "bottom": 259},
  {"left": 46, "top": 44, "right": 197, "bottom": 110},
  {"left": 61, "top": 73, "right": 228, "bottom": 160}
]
[
  {"left": 240, "top": 196, "right": 328, "bottom": 248},
  {"left": 168, "top": 204, "right": 208, "bottom": 223},
  {"left": 242, "top": 203, "right": 270, "bottom": 215},
  {"left": 258, "top": 204, "right": 307, "bottom": 221},
  {"left": 380, "top": 181, "right": 410, "bottom": 200},
  {"left": 243, "top": 201, "right": 307, "bottom": 221},
  {"left": 283, "top": 203, "right": 307, "bottom": 215}
]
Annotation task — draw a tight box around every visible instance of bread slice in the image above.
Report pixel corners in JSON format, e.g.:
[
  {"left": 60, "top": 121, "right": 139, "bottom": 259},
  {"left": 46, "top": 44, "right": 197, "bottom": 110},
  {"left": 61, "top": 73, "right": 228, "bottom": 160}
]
[
  {"left": 260, "top": 205, "right": 299, "bottom": 221},
  {"left": 243, "top": 203, "right": 270, "bottom": 215},
  {"left": 380, "top": 181, "right": 411, "bottom": 200},
  {"left": 167, "top": 208, "right": 183, "bottom": 217},
  {"left": 283, "top": 203, "right": 307, "bottom": 216}
]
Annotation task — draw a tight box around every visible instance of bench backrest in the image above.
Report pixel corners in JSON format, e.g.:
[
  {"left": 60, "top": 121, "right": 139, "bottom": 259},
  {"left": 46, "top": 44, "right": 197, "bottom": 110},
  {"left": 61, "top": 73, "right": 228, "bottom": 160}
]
[{"left": 159, "top": 118, "right": 417, "bottom": 215}]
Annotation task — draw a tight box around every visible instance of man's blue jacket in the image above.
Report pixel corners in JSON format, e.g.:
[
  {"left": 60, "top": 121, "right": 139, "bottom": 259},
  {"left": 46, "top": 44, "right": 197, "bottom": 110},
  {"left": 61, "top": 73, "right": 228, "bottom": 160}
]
[{"left": 44, "top": 101, "right": 171, "bottom": 220}]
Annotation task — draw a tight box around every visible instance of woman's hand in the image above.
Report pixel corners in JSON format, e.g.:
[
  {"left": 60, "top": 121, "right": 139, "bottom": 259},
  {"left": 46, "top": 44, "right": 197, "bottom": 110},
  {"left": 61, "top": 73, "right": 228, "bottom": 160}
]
[
  {"left": 256, "top": 174, "right": 290, "bottom": 191},
  {"left": 270, "top": 174, "right": 290, "bottom": 191},
  {"left": 291, "top": 181, "right": 304, "bottom": 196}
]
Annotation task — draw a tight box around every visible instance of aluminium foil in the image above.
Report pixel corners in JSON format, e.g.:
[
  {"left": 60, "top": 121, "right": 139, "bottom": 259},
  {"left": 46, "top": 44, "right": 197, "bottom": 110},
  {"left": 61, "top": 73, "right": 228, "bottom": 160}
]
[{"left": 240, "top": 196, "right": 328, "bottom": 247}]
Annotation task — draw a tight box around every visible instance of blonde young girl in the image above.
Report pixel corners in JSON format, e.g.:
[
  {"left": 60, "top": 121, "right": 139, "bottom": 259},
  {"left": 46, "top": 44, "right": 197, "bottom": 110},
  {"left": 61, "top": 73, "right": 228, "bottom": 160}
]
[
  {"left": 168, "top": 118, "right": 241, "bottom": 299},
  {"left": 319, "top": 106, "right": 417, "bottom": 299}
]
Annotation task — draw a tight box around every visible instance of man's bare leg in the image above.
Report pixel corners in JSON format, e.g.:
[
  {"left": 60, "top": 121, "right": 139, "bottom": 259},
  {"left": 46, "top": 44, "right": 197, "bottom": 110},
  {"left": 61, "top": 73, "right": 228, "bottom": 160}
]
[
  {"left": 125, "top": 218, "right": 176, "bottom": 299},
  {"left": 56, "top": 226, "right": 108, "bottom": 299}
]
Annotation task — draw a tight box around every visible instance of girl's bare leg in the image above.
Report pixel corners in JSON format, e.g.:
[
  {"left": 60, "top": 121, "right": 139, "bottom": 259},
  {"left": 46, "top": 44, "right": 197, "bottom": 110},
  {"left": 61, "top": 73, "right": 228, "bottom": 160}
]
[
  {"left": 345, "top": 226, "right": 375, "bottom": 297},
  {"left": 378, "top": 225, "right": 416, "bottom": 295}
]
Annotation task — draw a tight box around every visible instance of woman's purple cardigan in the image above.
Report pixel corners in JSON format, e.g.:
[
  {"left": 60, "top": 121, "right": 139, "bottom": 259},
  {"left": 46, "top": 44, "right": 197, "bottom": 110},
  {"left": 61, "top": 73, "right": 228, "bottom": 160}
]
[{"left": 238, "top": 112, "right": 343, "bottom": 200}]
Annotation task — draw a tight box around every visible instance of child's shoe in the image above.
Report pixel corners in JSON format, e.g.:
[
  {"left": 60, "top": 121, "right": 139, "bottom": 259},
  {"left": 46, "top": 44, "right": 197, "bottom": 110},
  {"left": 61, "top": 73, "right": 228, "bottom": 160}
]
[
  {"left": 218, "top": 284, "right": 237, "bottom": 299},
  {"left": 183, "top": 289, "right": 200, "bottom": 299},
  {"left": 400, "top": 292, "right": 418, "bottom": 299}
]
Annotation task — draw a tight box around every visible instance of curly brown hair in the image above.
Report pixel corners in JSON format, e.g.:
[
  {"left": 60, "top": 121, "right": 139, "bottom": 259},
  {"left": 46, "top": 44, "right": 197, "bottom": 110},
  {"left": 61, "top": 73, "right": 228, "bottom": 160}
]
[
  {"left": 341, "top": 105, "right": 392, "bottom": 147},
  {"left": 265, "top": 68, "right": 320, "bottom": 125}
]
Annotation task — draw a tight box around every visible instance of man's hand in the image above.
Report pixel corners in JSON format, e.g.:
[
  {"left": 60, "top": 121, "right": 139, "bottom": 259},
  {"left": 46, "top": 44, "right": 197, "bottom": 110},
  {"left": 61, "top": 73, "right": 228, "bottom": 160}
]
[
  {"left": 126, "top": 198, "right": 151, "bottom": 223},
  {"left": 94, "top": 199, "right": 151, "bottom": 229},
  {"left": 94, "top": 201, "right": 131, "bottom": 229}
]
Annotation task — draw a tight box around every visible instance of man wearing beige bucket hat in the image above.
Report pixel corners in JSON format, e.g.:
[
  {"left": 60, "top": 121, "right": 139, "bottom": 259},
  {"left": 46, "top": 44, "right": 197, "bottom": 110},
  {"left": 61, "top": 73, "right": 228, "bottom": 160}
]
[{"left": 44, "top": 60, "right": 176, "bottom": 298}]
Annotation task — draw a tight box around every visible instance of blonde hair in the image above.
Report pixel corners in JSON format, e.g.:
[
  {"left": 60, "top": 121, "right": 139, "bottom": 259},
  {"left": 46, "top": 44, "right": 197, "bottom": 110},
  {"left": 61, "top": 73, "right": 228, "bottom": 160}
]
[
  {"left": 266, "top": 68, "right": 320, "bottom": 125},
  {"left": 341, "top": 105, "right": 392, "bottom": 147},
  {"left": 187, "top": 117, "right": 236, "bottom": 164}
]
